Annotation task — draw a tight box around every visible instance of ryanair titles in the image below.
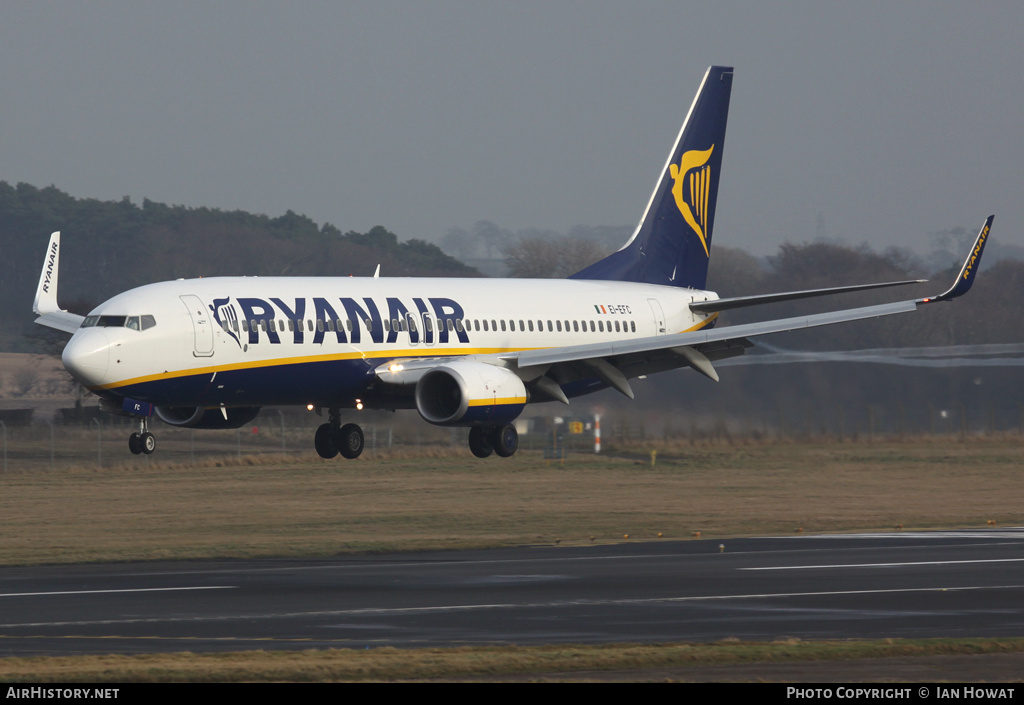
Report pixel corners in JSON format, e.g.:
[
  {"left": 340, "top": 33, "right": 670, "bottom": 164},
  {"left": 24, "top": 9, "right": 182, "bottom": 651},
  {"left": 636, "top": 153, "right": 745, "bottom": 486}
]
[
  {"left": 41, "top": 240, "right": 58, "bottom": 294},
  {"left": 962, "top": 222, "right": 990, "bottom": 281},
  {"left": 210, "top": 295, "right": 469, "bottom": 348}
]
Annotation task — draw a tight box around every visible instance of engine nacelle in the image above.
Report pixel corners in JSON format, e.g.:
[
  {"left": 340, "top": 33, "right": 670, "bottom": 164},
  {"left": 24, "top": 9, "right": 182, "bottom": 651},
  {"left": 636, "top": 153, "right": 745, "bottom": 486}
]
[
  {"left": 154, "top": 406, "right": 261, "bottom": 429},
  {"left": 415, "top": 360, "right": 527, "bottom": 426}
]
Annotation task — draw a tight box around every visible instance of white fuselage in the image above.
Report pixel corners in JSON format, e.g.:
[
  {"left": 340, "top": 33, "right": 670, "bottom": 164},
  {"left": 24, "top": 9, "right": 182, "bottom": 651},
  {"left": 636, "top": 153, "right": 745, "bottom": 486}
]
[{"left": 62, "top": 276, "right": 718, "bottom": 409}]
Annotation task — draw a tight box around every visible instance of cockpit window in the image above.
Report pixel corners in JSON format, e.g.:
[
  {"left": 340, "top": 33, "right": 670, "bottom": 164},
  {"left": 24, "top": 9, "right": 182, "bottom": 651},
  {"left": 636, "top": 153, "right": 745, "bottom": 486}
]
[{"left": 80, "top": 315, "right": 157, "bottom": 331}]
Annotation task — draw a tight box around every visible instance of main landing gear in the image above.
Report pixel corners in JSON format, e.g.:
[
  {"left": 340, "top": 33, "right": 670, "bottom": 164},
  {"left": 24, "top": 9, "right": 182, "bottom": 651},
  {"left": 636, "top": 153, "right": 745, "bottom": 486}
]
[
  {"left": 128, "top": 417, "right": 156, "bottom": 455},
  {"left": 315, "top": 408, "right": 364, "bottom": 460},
  {"left": 468, "top": 424, "right": 518, "bottom": 459}
]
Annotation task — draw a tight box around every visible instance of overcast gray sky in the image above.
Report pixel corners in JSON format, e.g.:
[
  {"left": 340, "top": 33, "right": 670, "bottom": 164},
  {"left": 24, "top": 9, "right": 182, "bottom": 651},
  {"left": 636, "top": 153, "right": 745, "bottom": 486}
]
[{"left": 1, "top": 1, "right": 1019, "bottom": 257}]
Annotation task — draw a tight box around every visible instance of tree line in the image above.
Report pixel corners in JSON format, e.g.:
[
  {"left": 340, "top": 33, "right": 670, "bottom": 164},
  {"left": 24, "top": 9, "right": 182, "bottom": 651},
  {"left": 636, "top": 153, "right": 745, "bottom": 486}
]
[{"left": 1, "top": 182, "right": 478, "bottom": 351}]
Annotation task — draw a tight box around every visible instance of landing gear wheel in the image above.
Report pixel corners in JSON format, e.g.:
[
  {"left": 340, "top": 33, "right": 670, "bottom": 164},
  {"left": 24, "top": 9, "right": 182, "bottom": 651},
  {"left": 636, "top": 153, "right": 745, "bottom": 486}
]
[
  {"left": 338, "top": 423, "right": 364, "bottom": 459},
  {"left": 129, "top": 417, "right": 155, "bottom": 456},
  {"left": 315, "top": 423, "right": 339, "bottom": 459},
  {"left": 491, "top": 424, "right": 519, "bottom": 458},
  {"left": 468, "top": 427, "right": 494, "bottom": 458}
]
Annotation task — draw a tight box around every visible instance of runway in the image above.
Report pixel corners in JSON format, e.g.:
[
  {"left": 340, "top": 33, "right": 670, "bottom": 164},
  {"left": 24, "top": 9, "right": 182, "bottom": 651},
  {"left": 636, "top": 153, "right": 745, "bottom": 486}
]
[{"left": 2, "top": 529, "right": 1024, "bottom": 656}]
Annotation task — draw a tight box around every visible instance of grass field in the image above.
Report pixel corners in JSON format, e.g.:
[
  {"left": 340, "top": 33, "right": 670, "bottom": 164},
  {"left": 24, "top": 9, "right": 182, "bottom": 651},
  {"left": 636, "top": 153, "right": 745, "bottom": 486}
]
[
  {"left": 3, "top": 639, "right": 1024, "bottom": 682},
  {"left": 0, "top": 436, "right": 1020, "bottom": 565}
]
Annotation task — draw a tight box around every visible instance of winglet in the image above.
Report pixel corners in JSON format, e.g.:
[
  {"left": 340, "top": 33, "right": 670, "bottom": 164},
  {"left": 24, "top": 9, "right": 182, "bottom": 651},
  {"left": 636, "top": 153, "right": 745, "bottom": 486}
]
[
  {"left": 33, "top": 232, "right": 63, "bottom": 315},
  {"left": 919, "top": 215, "right": 994, "bottom": 304}
]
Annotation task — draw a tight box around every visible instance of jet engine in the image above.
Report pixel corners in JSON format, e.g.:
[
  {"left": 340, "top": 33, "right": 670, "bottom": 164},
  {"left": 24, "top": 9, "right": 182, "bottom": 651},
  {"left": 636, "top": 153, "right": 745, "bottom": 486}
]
[
  {"left": 415, "top": 360, "right": 527, "bottom": 426},
  {"left": 154, "top": 406, "right": 261, "bottom": 429}
]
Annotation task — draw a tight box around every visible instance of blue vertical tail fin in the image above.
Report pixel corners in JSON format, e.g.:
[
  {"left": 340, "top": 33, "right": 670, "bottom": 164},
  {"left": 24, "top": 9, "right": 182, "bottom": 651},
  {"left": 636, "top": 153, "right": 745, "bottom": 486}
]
[{"left": 570, "top": 65, "right": 733, "bottom": 290}]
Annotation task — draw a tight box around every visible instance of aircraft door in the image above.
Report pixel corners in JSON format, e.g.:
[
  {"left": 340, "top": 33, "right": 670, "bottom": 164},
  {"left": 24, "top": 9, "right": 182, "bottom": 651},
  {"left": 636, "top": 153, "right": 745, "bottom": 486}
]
[
  {"left": 180, "top": 294, "right": 215, "bottom": 357},
  {"left": 422, "top": 312, "right": 436, "bottom": 346},
  {"left": 647, "top": 298, "right": 667, "bottom": 335},
  {"left": 406, "top": 313, "right": 420, "bottom": 345}
]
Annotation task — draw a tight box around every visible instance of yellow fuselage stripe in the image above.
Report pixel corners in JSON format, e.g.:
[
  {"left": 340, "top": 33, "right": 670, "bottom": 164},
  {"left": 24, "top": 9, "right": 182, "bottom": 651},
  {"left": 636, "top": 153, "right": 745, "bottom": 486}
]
[{"left": 94, "top": 314, "right": 718, "bottom": 392}]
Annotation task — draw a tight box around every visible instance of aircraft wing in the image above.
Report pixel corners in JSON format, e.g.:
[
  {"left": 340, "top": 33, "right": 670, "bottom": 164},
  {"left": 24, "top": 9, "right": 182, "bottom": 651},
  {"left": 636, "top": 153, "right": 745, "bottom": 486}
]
[
  {"left": 34, "top": 310, "right": 86, "bottom": 334},
  {"left": 506, "top": 215, "right": 992, "bottom": 397},
  {"left": 689, "top": 278, "right": 926, "bottom": 314},
  {"left": 32, "top": 231, "right": 85, "bottom": 334},
  {"left": 378, "top": 216, "right": 990, "bottom": 402},
  {"left": 507, "top": 299, "right": 915, "bottom": 395}
]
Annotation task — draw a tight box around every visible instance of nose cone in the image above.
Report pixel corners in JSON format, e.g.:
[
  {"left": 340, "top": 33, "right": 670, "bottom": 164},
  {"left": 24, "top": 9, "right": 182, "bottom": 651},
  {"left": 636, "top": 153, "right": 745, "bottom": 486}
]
[{"left": 62, "top": 330, "right": 111, "bottom": 387}]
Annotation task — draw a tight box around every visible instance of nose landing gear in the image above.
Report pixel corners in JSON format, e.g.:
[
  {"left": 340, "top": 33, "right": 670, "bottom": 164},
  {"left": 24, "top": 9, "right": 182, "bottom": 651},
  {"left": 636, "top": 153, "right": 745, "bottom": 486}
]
[{"left": 128, "top": 417, "right": 156, "bottom": 455}]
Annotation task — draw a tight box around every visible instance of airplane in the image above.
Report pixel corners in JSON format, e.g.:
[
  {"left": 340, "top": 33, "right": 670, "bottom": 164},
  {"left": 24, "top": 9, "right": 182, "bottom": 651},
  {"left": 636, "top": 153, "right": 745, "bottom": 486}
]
[{"left": 31, "top": 65, "right": 993, "bottom": 459}]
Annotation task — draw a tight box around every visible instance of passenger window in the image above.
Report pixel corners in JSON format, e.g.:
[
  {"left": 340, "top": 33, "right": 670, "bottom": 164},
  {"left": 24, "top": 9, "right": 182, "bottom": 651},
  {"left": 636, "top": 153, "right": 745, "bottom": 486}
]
[
  {"left": 500, "top": 320, "right": 506, "bottom": 332},
  {"left": 528, "top": 320, "right": 534, "bottom": 332}
]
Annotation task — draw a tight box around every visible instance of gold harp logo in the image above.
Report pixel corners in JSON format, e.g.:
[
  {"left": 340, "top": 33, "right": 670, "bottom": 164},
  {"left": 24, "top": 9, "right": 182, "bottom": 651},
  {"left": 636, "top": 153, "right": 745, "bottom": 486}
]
[{"left": 669, "top": 145, "right": 714, "bottom": 257}]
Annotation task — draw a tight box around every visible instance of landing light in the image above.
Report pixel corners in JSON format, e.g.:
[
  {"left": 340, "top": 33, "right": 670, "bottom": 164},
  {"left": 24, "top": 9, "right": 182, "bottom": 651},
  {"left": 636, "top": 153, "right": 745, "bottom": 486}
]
[
  {"left": 388, "top": 363, "right": 404, "bottom": 373},
  {"left": 355, "top": 399, "right": 364, "bottom": 411},
  {"left": 306, "top": 404, "right": 314, "bottom": 411}
]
